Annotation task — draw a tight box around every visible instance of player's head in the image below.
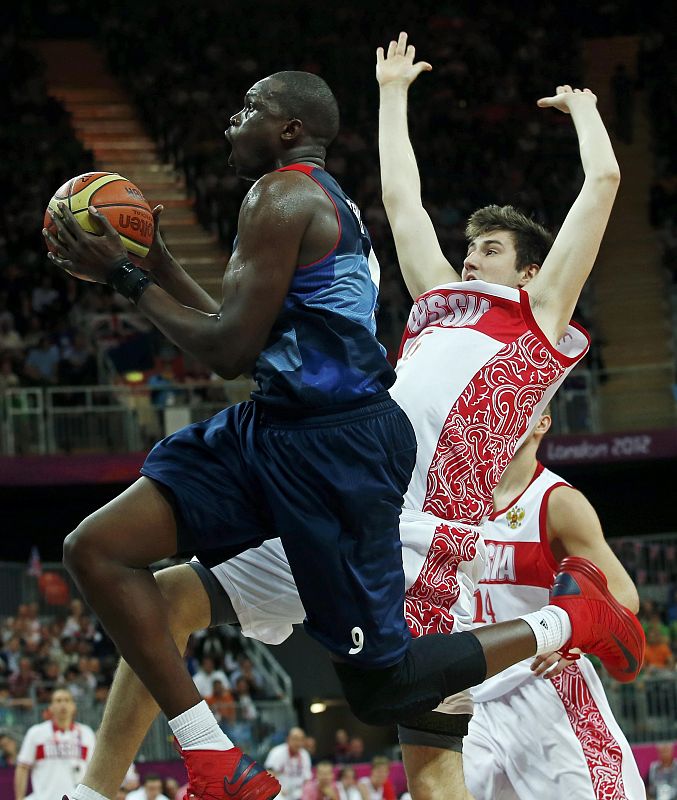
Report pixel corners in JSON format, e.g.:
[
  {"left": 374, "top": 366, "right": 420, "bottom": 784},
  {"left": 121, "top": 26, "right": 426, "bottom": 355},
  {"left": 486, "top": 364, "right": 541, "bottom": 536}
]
[
  {"left": 463, "top": 205, "right": 553, "bottom": 287},
  {"left": 49, "top": 688, "right": 76, "bottom": 728},
  {"left": 226, "top": 71, "right": 340, "bottom": 180}
]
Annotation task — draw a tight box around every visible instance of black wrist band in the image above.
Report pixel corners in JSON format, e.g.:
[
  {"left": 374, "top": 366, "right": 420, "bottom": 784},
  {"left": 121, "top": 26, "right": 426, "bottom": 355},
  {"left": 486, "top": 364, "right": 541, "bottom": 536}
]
[{"left": 107, "top": 259, "right": 153, "bottom": 304}]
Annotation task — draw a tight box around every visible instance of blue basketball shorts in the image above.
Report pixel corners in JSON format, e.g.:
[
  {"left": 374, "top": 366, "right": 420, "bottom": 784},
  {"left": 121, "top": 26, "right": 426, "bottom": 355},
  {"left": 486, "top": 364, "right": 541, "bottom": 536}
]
[{"left": 140, "top": 392, "right": 417, "bottom": 668}]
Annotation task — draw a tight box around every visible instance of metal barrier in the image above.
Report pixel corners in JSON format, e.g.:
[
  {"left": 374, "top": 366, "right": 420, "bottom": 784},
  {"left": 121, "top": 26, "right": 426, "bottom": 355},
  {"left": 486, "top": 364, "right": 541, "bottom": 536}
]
[{"left": 0, "top": 379, "right": 256, "bottom": 455}]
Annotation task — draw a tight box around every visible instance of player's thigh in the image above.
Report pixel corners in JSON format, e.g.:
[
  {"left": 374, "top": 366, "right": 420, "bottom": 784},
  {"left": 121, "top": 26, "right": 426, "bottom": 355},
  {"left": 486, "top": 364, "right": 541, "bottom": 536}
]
[
  {"left": 65, "top": 476, "right": 178, "bottom": 568},
  {"left": 401, "top": 744, "right": 471, "bottom": 800},
  {"left": 154, "top": 564, "right": 212, "bottom": 636}
]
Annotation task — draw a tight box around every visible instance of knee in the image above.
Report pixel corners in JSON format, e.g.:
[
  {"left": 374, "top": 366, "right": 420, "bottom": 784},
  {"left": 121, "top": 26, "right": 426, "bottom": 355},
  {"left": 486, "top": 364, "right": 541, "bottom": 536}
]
[
  {"left": 155, "top": 566, "right": 209, "bottom": 644},
  {"left": 63, "top": 519, "right": 105, "bottom": 577}
]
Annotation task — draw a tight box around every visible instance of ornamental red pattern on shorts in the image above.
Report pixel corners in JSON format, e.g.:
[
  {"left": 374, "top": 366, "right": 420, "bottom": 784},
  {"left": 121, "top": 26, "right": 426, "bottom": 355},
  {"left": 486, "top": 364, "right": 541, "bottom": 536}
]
[
  {"left": 422, "top": 332, "right": 564, "bottom": 525},
  {"left": 405, "top": 522, "right": 480, "bottom": 637},
  {"left": 551, "top": 664, "right": 626, "bottom": 799}
]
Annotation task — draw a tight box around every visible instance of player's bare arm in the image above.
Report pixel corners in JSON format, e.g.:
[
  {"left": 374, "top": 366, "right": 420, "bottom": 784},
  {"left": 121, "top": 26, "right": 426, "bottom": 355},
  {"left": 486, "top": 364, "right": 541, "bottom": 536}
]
[
  {"left": 547, "top": 485, "right": 639, "bottom": 612},
  {"left": 526, "top": 85, "right": 620, "bottom": 342},
  {"left": 142, "top": 204, "right": 221, "bottom": 313},
  {"left": 45, "top": 171, "right": 332, "bottom": 378},
  {"left": 377, "top": 31, "right": 460, "bottom": 299}
]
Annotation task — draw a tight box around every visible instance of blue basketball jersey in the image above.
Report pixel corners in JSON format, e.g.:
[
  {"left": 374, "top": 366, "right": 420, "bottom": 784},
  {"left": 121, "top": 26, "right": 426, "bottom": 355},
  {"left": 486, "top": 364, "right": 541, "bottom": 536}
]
[{"left": 252, "top": 164, "right": 395, "bottom": 408}]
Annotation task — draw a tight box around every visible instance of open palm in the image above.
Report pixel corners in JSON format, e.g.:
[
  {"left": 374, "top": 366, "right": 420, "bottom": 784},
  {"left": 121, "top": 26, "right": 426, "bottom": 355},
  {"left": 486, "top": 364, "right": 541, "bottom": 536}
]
[{"left": 376, "top": 31, "right": 432, "bottom": 89}]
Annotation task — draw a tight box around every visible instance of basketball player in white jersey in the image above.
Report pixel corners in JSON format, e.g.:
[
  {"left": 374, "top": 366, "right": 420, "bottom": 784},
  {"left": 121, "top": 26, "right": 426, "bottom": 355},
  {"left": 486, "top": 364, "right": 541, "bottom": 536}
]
[
  {"left": 464, "top": 410, "right": 645, "bottom": 799},
  {"left": 14, "top": 687, "right": 96, "bottom": 800},
  {"left": 66, "top": 32, "right": 642, "bottom": 800}
]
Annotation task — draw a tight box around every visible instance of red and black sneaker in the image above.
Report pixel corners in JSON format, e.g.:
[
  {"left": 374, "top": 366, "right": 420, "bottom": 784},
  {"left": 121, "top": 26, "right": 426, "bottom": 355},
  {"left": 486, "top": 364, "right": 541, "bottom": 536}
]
[
  {"left": 550, "top": 556, "right": 645, "bottom": 683},
  {"left": 181, "top": 745, "right": 280, "bottom": 800}
]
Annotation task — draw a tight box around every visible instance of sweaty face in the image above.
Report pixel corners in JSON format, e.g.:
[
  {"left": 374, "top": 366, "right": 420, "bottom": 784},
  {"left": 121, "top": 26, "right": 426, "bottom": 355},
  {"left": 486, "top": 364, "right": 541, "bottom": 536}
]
[
  {"left": 463, "top": 230, "right": 528, "bottom": 287},
  {"left": 225, "top": 78, "right": 286, "bottom": 180}
]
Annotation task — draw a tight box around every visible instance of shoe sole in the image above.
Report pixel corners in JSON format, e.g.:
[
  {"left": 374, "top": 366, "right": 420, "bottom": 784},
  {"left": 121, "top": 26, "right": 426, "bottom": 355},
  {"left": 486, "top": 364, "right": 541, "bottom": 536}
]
[{"left": 558, "top": 556, "right": 645, "bottom": 682}]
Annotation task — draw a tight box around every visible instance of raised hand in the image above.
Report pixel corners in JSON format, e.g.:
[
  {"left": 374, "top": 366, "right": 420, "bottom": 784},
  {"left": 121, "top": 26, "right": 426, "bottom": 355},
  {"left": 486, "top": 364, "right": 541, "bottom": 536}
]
[
  {"left": 537, "top": 85, "right": 597, "bottom": 115},
  {"left": 376, "top": 31, "right": 432, "bottom": 89}
]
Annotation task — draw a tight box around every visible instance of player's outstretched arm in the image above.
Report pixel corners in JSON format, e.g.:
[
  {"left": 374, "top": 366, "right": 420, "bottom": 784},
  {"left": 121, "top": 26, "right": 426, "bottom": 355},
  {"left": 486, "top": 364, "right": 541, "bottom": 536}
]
[
  {"left": 526, "top": 85, "right": 620, "bottom": 342},
  {"left": 377, "top": 31, "right": 460, "bottom": 299}
]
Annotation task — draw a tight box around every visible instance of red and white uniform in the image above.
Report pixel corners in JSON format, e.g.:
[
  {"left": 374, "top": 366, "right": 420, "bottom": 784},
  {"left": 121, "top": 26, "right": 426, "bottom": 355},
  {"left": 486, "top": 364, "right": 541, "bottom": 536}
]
[
  {"left": 17, "top": 719, "right": 96, "bottom": 800},
  {"left": 463, "top": 465, "right": 645, "bottom": 800},
  {"left": 264, "top": 744, "right": 312, "bottom": 800},
  {"left": 207, "top": 281, "right": 589, "bottom": 719}
]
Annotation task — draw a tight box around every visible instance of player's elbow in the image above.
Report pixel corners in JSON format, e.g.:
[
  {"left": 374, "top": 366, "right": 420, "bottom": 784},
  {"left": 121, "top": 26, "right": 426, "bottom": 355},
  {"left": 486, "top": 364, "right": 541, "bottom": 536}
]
[{"left": 591, "top": 168, "right": 621, "bottom": 189}]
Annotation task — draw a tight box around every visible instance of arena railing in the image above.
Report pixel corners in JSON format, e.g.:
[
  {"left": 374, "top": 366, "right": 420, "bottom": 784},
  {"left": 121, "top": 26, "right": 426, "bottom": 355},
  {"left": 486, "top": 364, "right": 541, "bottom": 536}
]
[{"left": 0, "top": 369, "right": 606, "bottom": 456}]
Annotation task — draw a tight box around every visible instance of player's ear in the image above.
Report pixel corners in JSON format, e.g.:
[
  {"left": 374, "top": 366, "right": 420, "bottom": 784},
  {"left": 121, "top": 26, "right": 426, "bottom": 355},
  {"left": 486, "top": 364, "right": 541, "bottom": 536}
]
[
  {"left": 536, "top": 413, "right": 552, "bottom": 435},
  {"left": 281, "top": 118, "right": 302, "bottom": 141},
  {"left": 518, "top": 263, "right": 540, "bottom": 287}
]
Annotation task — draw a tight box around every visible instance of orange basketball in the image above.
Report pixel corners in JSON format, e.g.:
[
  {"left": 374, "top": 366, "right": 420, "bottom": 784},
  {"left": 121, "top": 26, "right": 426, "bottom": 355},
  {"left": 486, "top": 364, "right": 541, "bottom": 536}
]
[{"left": 44, "top": 172, "right": 154, "bottom": 281}]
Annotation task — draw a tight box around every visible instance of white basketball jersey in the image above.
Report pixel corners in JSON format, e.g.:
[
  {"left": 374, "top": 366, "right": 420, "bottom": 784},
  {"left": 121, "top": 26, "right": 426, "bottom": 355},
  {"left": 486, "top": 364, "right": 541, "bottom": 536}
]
[
  {"left": 391, "top": 281, "right": 589, "bottom": 526},
  {"left": 471, "top": 464, "right": 569, "bottom": 702}
]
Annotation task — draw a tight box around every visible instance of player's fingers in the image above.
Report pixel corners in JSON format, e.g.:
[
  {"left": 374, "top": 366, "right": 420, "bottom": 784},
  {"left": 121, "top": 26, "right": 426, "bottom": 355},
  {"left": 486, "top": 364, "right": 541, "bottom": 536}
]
[
  {"left": 562, "top": 84, "right": 573, "bottom": 93},
  {"left": 415, "top": 61, "right": 433, "bottom": 75},
  {"left": 47, "top": 251, "right": 73, "bottom": 270},
  {"left": 536, "top": 96, "right": 556, "bottom": 107},
  {"left": 396, "top": 31, "right": 408, "bottom": 55},
  {"left": 151, "top": 204, "right": 164, "bottom": 222},
  {"left": 376, "top": 46, "right": 384, "bottom": 63},
  {"left": 48, "top": 207, "right": 77, "bottom": 246},
  {"left": 387, "top": 39, "right": 397, "bottom": 59},
  {"left": 88, "top": 205, "right": 117, "bottom": 238},
  {"left": 42, "top": 228, "right": 65, "bottom": 253},
  {"left": 407, "top": 44, "right": 415, "bottom": 62}
]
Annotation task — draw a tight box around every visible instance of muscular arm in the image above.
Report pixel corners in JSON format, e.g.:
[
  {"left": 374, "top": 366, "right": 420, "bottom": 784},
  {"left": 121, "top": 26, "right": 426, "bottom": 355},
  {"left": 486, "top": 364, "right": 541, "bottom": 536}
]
[
  {"left": 377, "top": 33, "right": 460, "bottom": 300},
  {"left": 49, "top": 171, "right": 316, "bottom": 379},
  {"left": 141, "top": 206, "right": 220, "bottom": 314},
  {"left": 14, "top": 763, "right": 30, "bottom": 800},
  {"left": 526, "top": 87, "right": 620, "bottom": 342},
  {"left": 547, "top": 485, "right": 639, "bottom": 612}
]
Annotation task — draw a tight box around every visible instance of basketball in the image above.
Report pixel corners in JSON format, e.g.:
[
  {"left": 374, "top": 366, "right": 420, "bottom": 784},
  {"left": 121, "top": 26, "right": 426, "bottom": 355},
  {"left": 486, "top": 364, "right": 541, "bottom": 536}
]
[{"left": 44, "top": 172, "right": 154, "bottom": 280}]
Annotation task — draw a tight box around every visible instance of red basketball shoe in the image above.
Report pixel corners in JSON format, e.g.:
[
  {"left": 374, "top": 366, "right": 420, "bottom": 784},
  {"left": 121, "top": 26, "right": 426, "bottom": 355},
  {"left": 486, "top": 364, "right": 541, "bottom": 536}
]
[
  {"left": 549, "top": 556, "right": 645, "bottom": 683},
  {"left": 181, "top": 745, "right": 280, "bottom": 800}
]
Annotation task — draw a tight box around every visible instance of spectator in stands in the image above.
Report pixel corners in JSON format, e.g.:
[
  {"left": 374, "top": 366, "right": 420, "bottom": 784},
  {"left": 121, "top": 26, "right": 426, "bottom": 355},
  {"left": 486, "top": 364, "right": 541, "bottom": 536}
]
[
  {"left": 127, "top": 773, "right": 170, "bottom": 800},
  {"left": 301, "top": 760, "right": 339, "bottom": 800},
  {"left": 23, "top": 335, "right": 60, "bottom": 385},
  {"left": 230, "top": 655, "right": 271, "bottom": 699},
  {"left": 336, "top": 766, "right": 361, "bottom": 800},
  {"left": 344, "top": 736, "right": 367, "bottom": 764},
  {"left": 191, "top": 654, "right": 230, "bottom": 698},
  {"left": 163, "top": 776, "right": 181, "bottom": 800},
  {"left": 205, "top": 677, "right": 236, "bottom": 727},
  {"left": 0, "top": 318, "right": 23, "bottom": 353},
  {"left": 265, "top": 726, "right": 313, "bottom": 800},
  {"left": 648, "top": 742, "right": 677, "bottom": 800},
  {"left": 0, "top": 355, "right": 20, "bottom": 390},
  {"left": 332, "top": 728, "right": 350, "bottom": 763},
  {"left": 0, "top": 728, "right": 18, "bottom": 767},
  {"left": 644, "top": 626, "right": 676, "bottom": 672},
  {"left": 233, "top": 676, "right": 258, "bottom": 722},
  {"left": 59, "top": 330, "right": 97, "bottom": 385},
  {"left": 9, "top": 656, "right": 37, "bottom": 705},
  {"left": 357, "top": 757, "right": 396, "bottom": 800},
  {"left": 31, "top": 274, "right": 59, "bottom": 316},
  {"left": 304, "top": 735, "right": 318, "bottom": 766}
]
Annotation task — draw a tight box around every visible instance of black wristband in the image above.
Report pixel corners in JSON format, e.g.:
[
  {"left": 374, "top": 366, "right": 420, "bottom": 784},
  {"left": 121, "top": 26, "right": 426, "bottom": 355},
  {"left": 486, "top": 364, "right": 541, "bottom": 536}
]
[{"left": 107, "top": 259, "right": 153, "bottom": 304}]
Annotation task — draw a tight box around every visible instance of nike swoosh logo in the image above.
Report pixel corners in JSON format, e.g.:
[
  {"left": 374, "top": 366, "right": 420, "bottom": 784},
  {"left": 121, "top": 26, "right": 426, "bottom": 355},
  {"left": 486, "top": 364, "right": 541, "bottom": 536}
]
[{"left": 612, "top": 633, "right": 638, "bottom": 674}]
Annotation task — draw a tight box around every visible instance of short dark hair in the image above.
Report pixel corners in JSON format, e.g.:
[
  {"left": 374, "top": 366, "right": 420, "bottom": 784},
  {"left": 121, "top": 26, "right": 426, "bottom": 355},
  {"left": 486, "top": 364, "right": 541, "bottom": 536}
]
[
  {"left": 268, "top": 71, "right": 339, "bottom": 147},
  {"left": 465, "top": 205, "right": 553, "bottom": 271}
]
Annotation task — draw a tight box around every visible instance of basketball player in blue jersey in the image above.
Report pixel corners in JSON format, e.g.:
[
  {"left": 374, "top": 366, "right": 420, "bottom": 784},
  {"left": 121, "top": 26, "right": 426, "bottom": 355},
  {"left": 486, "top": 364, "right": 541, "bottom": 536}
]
[{"left": 47, "top": 67, "right": 643, "bottom": 800}]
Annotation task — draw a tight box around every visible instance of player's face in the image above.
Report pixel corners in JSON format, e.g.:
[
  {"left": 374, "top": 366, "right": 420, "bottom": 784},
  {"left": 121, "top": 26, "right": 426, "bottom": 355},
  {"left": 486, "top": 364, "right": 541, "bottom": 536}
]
[
  {"left": 463, "top": 231, "right": 528, "bottom": 287},
  {"left": 226, "top": 78, "right": 288, "bottom": 180},
  {"left": 50, "top": 690, "right": 76, "bottom": 725}
]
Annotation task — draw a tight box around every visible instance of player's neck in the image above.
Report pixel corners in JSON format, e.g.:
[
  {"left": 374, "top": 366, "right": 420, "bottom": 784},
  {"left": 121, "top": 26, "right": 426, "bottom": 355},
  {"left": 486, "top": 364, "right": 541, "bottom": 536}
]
[{"left": 492, "top": 451, "right": 539, "bottom": 512}]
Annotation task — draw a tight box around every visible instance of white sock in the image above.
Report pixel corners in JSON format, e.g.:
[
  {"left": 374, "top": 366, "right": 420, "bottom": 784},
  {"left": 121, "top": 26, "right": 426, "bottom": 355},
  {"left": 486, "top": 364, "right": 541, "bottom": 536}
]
[
  {"left": 519, "top": 605, "right": 572, "bottom": 655},
  {"left": 169, "top": 700, "right": 234, "bottom": 751},
  {"left": 73, "top": 786, "right": 110, "bottom": 800}
]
